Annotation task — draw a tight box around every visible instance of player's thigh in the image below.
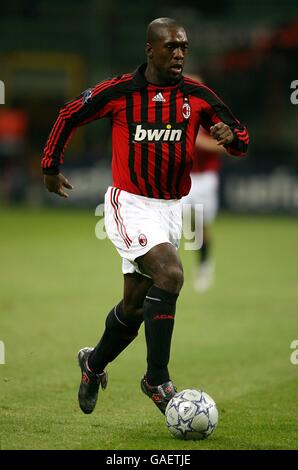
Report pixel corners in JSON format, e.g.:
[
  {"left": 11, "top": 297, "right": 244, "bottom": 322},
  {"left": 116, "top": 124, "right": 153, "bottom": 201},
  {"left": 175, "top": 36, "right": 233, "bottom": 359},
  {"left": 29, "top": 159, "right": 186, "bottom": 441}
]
[
  {"left": 123, "top": 272, "right": 153, "bottom": 313},
  {"left": 136, "top": 242, "right": 183, "bottom": 281}
]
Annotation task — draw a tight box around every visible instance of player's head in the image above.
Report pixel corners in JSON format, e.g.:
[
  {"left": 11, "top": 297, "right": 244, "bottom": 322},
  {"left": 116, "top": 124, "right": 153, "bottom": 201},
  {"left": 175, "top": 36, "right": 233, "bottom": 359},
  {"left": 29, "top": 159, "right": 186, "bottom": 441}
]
[{"left": 146, "top": 18, "right": 188, "bottom": 84}]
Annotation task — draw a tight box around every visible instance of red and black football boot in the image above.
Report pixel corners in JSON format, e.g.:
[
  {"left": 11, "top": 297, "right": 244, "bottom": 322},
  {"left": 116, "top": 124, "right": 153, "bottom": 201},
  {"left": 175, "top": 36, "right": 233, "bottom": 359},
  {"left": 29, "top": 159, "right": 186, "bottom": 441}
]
[
  {"left": 77, "top": 347, "right": 108, "bottom": 414},
  {"left": 140, "top": 375, "right": 177, "bottom": 414}
]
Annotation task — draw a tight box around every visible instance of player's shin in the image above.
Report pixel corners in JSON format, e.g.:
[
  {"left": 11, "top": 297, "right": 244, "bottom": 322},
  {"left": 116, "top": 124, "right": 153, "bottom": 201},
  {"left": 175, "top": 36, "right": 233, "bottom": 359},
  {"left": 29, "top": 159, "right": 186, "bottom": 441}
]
[
  {"left": 143, "top": 285, "right": 178, "bottom": 386},
  {"left": 88, "top": 301, "right": 143, "bottom": 374}
]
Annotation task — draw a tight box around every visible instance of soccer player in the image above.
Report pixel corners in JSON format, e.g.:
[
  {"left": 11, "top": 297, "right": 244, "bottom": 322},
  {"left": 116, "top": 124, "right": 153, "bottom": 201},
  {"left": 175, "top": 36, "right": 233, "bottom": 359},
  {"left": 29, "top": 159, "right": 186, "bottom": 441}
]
[{"left": 41, "top": 18, "right": 249, "bottom": 415}]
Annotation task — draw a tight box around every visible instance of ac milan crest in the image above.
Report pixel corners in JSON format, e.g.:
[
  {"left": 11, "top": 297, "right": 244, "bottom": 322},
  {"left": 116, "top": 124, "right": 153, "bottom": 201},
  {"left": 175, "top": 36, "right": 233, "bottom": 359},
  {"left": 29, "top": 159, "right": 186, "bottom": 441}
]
[
  {"left": 182, "top": 102, "right": 191, "bottom": 119},
  {"left": 138, "top": 234, "right": 147, "bottom": 247}
]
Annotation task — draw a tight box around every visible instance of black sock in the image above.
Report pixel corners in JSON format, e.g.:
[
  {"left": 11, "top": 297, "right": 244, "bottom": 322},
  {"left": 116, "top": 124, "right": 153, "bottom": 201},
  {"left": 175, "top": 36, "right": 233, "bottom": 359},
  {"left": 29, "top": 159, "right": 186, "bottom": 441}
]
[
  {"left": 200, "top": 238, "right": 210, "bottom": 264},
  {"left": 88, "top": 301, "right": 143, "bottom": 374},
  {"left": 143, "top": 285, "right": 178, "bottom": 386}
]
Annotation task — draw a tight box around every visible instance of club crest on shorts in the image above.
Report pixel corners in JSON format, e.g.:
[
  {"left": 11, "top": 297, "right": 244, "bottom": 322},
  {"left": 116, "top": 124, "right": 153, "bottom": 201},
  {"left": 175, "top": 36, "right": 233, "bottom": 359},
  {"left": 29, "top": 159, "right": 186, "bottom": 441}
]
[
  {"left": 138, "top": 234, "right": 147, "bottom": 247},
  {"left": 182, "top": 101, "right": 191, "bottom": 119}
]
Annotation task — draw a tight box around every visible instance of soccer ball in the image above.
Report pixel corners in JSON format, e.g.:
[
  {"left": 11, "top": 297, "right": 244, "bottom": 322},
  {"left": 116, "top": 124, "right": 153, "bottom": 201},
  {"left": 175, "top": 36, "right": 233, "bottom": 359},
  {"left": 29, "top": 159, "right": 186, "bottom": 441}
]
[{"left": 165, "top": 389, "right": 218, "bottom": 440}]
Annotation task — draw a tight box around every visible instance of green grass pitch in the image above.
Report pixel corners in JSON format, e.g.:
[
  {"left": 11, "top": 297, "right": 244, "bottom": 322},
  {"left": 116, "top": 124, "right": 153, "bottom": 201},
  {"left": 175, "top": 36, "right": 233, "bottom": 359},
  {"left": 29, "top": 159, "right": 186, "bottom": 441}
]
[{"left": 0, "top": 207, "right": 297, "bottom": 450}]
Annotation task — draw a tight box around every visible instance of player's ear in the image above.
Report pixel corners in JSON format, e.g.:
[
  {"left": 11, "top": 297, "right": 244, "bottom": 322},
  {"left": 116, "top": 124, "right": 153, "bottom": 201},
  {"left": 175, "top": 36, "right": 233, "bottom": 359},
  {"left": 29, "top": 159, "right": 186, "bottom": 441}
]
[{"left": 146, "top": 43, "right": 153, "bottom": 59}]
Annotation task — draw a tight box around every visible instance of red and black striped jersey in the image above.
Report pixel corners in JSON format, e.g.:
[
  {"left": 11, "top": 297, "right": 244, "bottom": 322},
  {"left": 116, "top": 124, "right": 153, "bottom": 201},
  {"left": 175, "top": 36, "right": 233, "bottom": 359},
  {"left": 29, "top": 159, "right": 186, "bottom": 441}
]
[{"left": 41, "top": 63, "right": 249, "bottom": 199}]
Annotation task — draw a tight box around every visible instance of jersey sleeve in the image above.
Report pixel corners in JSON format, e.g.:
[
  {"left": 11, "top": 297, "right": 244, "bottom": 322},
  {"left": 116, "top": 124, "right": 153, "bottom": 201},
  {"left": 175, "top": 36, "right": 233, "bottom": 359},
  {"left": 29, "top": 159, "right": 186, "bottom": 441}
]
[
  {"left": 198, "top": 84, "right": 249, "bottom": 157},
  {"left": 41, "top": 77, "right": 124, "bottom": 174}
]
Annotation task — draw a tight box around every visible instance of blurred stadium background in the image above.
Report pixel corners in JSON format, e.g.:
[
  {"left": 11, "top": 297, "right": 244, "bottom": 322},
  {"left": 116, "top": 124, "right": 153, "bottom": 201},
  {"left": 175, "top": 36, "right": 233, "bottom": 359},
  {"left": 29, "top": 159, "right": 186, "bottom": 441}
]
[
  {"left": 1, "top": 0, "right": 298, "bottom": 450},
  {"left": 0, "top": 0, "right": 297, "bottom": 210}
]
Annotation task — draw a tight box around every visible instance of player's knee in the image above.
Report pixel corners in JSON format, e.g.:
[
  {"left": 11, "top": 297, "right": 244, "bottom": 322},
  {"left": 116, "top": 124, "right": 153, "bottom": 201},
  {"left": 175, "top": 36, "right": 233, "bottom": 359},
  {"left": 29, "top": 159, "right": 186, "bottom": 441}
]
[
  {"left": 169, "top": 266, "right": 184, "bottom": 291},
  {"left": 157, "top": 266, "right": 184, "bottom": 293}
]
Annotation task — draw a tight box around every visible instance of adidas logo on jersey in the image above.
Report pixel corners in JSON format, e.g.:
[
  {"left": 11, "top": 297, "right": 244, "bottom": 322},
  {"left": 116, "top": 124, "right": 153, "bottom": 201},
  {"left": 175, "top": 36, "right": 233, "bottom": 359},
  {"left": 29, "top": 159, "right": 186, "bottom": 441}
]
[
  {"left": 152, "top": 92, "right": 166, "bottom": 102},
  {"left": 134, "top": 124, "right": 182, "bottom": 142}
]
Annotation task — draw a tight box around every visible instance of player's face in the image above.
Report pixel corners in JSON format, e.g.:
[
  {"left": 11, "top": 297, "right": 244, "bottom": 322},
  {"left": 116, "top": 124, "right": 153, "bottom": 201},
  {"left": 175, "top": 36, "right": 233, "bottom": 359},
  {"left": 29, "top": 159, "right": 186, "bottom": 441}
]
[{"left": 147, "top": 28, "right": 189, "bottom": 84}]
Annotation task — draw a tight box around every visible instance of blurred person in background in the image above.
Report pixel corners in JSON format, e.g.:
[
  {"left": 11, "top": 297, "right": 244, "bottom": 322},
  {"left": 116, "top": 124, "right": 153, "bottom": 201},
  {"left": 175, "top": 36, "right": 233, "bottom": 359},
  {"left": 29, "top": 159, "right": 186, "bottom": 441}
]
[
  {"left": 183, "top": 75, "right": 227, "bottom": 292},
  {"left": 0, "top": 108, "right": 28, "bottom": 202},
  {"left": 41, "top": 18, "right": 248, "bottom": 417}
]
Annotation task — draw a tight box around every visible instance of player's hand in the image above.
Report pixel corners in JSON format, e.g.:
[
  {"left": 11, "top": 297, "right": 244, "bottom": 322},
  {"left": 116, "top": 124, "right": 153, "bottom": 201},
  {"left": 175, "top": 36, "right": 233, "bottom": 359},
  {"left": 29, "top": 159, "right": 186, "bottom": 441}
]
[
  {"left": 210, "top": 122, "right": 234, "bottom": 146},
  {"left": 43, "top": 173, "right": 74, "bottom": 198}
]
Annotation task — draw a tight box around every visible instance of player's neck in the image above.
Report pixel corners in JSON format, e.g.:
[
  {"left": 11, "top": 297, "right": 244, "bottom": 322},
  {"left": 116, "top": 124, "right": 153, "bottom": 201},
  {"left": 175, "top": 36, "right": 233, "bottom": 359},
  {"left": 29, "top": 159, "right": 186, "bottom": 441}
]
[{"left": 144, "top": 64, "right": 178, "bottom": 87}]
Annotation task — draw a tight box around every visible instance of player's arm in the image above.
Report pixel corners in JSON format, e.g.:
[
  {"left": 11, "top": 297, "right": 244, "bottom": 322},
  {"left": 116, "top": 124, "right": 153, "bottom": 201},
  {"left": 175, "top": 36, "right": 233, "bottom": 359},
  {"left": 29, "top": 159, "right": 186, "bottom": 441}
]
[
  {"left": 41, "top": 79, "right": 117, "bottom": 198},
  {"left": 196, "top": 128, "right": 227, "bottom": 154},
  {"left": 199, "top": 85, "right": 249, "bottom": 157}
]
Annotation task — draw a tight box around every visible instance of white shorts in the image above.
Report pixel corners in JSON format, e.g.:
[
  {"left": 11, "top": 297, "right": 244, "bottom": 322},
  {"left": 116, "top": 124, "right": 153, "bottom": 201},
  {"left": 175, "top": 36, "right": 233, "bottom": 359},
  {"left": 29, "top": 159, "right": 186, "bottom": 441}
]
[
  {"left": 104, "top": 187, "right": 182, "bottom": 275},
  {"left": 183, "top": 171, "right": 219, "bottom": 224}
]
